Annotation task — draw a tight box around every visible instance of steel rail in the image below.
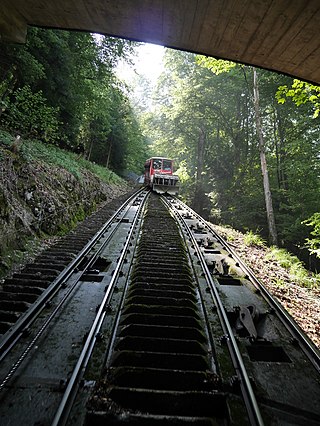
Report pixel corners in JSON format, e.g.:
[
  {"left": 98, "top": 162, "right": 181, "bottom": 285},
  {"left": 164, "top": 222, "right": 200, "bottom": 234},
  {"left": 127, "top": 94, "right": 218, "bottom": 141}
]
[
  {"left": 0, "top": 189, "right": 148, "bottom": 393},
  {"left": 0, "top": 188, "right": 146, "bottom": 362},
  {"left": 102, "top": 194, "right": 149, "bottom": 369},
  {"left": 205, "top": 221, "right": 320, "bottom": 373},
  {"left": 170, "top": 195, "right": 320, "bottom": 373},
  {"left": 51, "top": 190, "right": 149, "bottom": 426},
  {"left": 162, "top": 196, "right": 264, "bottom": 426}
]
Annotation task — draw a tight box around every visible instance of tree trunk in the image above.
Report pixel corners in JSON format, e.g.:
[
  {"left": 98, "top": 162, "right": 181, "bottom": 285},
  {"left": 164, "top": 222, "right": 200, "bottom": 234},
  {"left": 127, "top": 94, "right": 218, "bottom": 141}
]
[
  {"left": 106, "top": 138, "right": 113, "bottom": 169},
  {"left": 253, "top": 68, "right": 278, "bottom": 245},
  {"left": 192, "top": 126, "right": 206, "bottom": 214},
  {"left": 274, "top": 104, "right": 288, "bottom": 190},
  {"left": 87, "top": 138, "right": 94, "bottom": 161}
]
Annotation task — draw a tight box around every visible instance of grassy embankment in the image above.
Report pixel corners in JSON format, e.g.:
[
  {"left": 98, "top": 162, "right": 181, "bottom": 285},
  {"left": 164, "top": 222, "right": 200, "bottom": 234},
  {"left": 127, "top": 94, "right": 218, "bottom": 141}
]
[{"left": 0, "top": 130, "right": 126, "bottom": 277}]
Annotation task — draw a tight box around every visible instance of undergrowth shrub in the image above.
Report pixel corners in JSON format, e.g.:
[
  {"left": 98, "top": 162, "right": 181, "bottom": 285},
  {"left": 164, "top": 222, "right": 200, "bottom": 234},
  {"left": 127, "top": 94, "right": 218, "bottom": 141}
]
[
  {"left": 243, "top": 230, "right": 266, "bottom": 247},
  {"left": 20, "top": 138, "right": 123, "bottom": 184},
  {"left": 266, "top": 247, "right": 319, "bottom": 288}
]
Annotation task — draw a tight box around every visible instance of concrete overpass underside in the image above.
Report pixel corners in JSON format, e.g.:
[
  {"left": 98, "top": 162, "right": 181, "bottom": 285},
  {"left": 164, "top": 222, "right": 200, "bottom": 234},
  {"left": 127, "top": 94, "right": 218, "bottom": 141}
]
[{"left": 1, "top": 0, "right": 320, "bottom": 84}]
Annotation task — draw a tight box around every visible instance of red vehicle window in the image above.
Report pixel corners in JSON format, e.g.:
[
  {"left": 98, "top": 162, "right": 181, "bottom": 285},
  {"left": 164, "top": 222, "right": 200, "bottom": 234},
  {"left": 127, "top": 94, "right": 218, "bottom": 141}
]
[
  {"left": 162, "top": 160, "right": 172, "bottom": 171},
  {"left": 152, "top": 159, "right": 162, "bottom": 170}
]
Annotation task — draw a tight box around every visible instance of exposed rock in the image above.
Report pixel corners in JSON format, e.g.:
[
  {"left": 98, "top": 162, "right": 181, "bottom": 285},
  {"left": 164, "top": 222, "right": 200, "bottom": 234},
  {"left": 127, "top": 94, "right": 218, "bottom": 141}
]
[{"left": 0, "top": 142, "right": 131, "bottom": 277}]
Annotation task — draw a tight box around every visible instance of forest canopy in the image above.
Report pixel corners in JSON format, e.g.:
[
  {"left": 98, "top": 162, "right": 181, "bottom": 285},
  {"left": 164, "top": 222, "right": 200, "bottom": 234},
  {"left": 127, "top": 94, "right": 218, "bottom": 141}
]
[
  {"left": 1, "top": 29, "right": 320, "bottom": 266},
  {"left": 141, "top": 50, "right": 320, "bottom": 264},
  {"left": 0, "top": 28, "right": 149, "bottom": 174}
]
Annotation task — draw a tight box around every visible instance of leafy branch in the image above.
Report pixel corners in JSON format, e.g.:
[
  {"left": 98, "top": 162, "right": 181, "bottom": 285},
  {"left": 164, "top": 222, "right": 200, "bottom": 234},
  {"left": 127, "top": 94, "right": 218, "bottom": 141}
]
[{"left": 276, "top": 79, "right": 320, "bottom": 118}]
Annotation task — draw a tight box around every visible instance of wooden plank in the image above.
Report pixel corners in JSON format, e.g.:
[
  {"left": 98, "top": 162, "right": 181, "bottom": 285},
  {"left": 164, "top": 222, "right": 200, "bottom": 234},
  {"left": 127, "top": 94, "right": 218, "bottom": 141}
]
[
  {"left": 196, "top": 0, "right": 226, "bottom": 53},
  {"left": 162, "top": 0, "right": 197, "bottom": 48},
  {"left": 279, "top": 8, "right": 320, "bottom": 69},
  {"left": 210, "top": 0, "right": 255, "bottom": 59},
  {"left": 186, "top": 0, "right": 215, "bottom": 50},
  {"left": 235, "top": 0, "right": 291, "bottom": 60},
  {"left": 210, "top": 0, "right": 246, "bottom": 51},
  {"left": 0, "top": 1, "right": 27, "bottom": 43},
  {"left": 292, "top": 44, "right": 320, "bottom": 83},
  {"left": 222, "top": 0, "right": 274, "bottom": 62},
  {"left": 265, "top": 0, "right": 320, "bottom": 61},
  {"left": 136, "top": 0, "right": 164, "bottom": 41}
]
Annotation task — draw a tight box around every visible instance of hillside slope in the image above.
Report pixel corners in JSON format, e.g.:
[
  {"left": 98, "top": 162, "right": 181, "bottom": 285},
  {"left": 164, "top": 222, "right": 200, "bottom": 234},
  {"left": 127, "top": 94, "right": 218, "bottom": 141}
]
[
  {"left": 212, "top": 225, "right": 320, "bottom": 349},
  {"left": 0, "top": 134, "right": 131, "bottom": 276}
]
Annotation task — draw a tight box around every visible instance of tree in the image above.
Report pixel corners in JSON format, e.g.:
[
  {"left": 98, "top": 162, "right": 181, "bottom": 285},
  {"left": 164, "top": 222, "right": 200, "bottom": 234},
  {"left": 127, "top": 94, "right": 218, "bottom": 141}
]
[
  {"left": 0, "top": 28, "right": 148, "bottom": 176},
  {"left": 142, "top": 49, "right": 320, "bottom": 258},
  {"left": 253, "top": 68, "right": 278, "bottom": 245},
  {"left": 1, "top": 85, "right": 60, "bottom": 142},
  {"left": 277, "top": 79, "right": 320, "bottom": 118}
]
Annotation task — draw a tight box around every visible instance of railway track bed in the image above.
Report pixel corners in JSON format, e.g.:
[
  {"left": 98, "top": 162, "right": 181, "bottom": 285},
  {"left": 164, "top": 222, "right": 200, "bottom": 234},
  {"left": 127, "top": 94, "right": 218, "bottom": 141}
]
[{"left": 0, "top": 190, "right": 319, "bottom": 425}]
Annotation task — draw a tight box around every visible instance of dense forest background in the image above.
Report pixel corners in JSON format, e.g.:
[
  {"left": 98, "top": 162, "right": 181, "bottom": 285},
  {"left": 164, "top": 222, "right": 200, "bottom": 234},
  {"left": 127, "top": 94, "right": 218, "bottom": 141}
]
[
  {"left": 0, "top": 28, "right": 149, "bottom": 174},
  {"left": 1, "top": 29, "right": 320, "bottom": 268},
  {"left": 142, "top": 51, "right": 320, "bottom": 268}
]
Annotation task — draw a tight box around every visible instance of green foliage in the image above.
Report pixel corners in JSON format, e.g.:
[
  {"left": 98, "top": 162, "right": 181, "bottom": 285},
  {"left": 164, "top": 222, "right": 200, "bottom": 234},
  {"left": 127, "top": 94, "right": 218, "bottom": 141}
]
[
  {"left": 141, "top": 49, "right": 320, "bottom": 261},
  {"left": 0, "top": 129, "right": 14, "bottom": 146},
  {"left": 148, "top": 50, "right": 268, "bottom": 222},
  {"left": 196, "top": 56, "right": 238, "bottom": 75},
  {"left": 2, "top": 29, "right": 320, "bottom": 270},
  {"left": 87, "top": 164, "right": 123, "bottom": 184},
  {"left": 243, "top": 230, "right": 266, "bottom": 247},
  {"left": 276, "top": 79, "right": 320, "bottom": 118},
  {"left": 1, "top": 85, "right": 60, "bottom": 142},
  {"left": 303, "top": 213, "right": 320, "bottom": 258},
  {"left": 0, "top": 28, "right": 146, "bottom": 177},
  {"left": 272, "top": 278, "right": 286, "bottom": 288},
  {"left": 20, "top": 137, "right": 123, "bottom": 184},
  {"left": 226, "top": 234, "right": 235, "bottom": 242},
  {"left": 266, "top": 247, "right": 317, "bottom": 288}
]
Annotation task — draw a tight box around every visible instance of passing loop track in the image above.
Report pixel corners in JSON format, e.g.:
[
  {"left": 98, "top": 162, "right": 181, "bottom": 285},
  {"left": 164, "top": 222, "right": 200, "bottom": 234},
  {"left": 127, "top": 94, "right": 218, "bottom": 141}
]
[
  {"left": 163, "top": 194, "right": 320, "bottom": 425},
  {"left": 0, "top": 191, "right": 319, "bottom": 426},
  {"left": 85, "top": 193, "right": 320, "bottom": 426},
  {"left": 51, "top": 189, "right": 149, "bottom": 426},
  {"left": 87, "top": 193, "right": 232, "bottom": 425},
  {"left": 0, "top": 188, "right": 146, "bottom": 363}
]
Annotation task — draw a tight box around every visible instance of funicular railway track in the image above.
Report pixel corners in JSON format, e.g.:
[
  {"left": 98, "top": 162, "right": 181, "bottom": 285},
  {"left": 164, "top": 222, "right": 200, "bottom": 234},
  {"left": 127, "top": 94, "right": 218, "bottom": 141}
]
[{"left": 0, "top": 190, "right": 319, "bottom": 425}]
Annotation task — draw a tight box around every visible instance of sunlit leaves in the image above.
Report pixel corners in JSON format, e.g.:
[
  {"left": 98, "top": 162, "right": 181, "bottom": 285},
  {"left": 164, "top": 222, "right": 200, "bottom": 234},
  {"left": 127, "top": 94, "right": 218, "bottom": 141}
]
[
  {"left": 276, "top": 79, "right": 320, "bottom": 118},
  {"left": 142, "top": 49, "right": 320, "bottom": 252},
  {"left": 196, "top": 55, "right": 237, "bottom": 74},
  {"left": 0, "top": 28, "right": 146, "bottom": 175},
  {"left": 303, "top": 213, "right": 320, "bottom": 258}
]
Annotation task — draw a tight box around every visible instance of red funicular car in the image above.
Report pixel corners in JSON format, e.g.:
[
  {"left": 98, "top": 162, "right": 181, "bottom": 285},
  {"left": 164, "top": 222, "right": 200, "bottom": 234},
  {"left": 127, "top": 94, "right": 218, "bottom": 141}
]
[{"left": 144, "top": 157, "right": 179, "bottom": 195}]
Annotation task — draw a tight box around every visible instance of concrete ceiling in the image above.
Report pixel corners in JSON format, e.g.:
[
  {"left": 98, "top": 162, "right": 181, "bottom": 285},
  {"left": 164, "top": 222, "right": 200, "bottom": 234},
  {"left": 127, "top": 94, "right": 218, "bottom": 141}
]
[{"left": 1, "top": 0, "right": 320, "bottom": 84}]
